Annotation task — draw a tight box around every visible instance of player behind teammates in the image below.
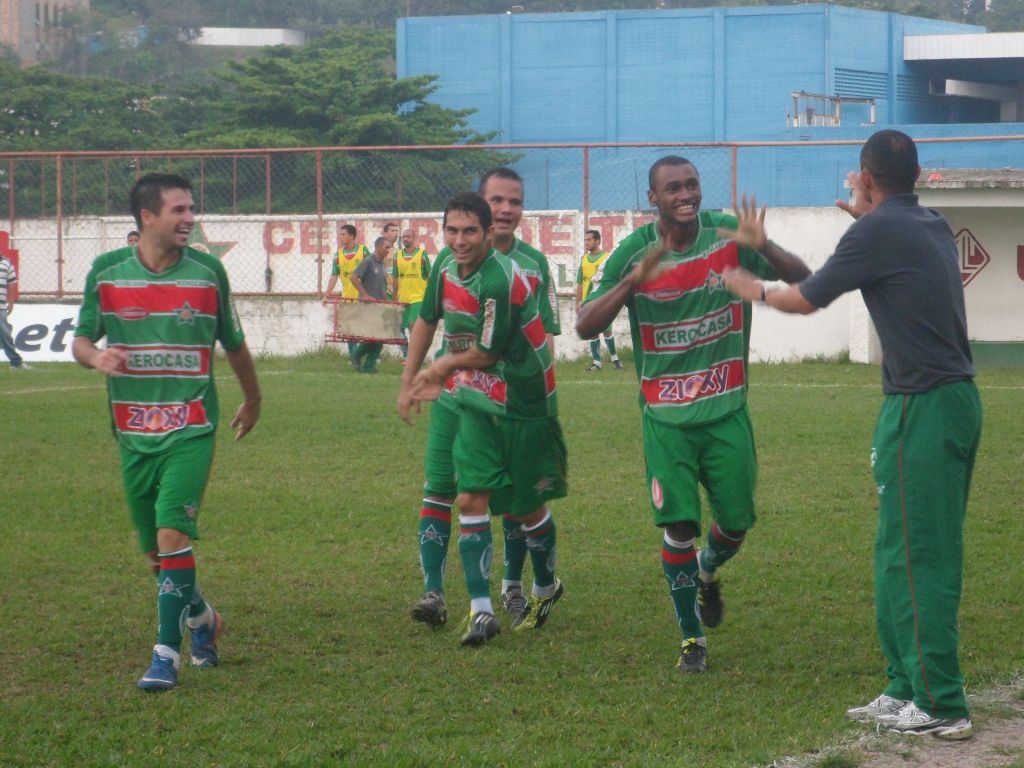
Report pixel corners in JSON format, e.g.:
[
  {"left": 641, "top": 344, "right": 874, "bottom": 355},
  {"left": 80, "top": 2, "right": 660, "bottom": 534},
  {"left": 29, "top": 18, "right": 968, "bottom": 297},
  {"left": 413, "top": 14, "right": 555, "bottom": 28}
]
[
  {"left": 73, "top": 173, "right": 262, "bottom": 691},
  {"left": 391, "top": 228, "right": 431, "bottom": 359},
  {"left": 401, "top": 190, "right": 566, "bottom": 645},
  {"left": 576, "top": 156, "right": 810, "bottom": 673},
  {"left": 399, "top": 167, "right": 562, "bottom": 630},
  {"left": 576, "top": 228, "right": 622, "bottom": 371},
  {"left": 322, "top": 224, "right": 368, "bottom": 358}
]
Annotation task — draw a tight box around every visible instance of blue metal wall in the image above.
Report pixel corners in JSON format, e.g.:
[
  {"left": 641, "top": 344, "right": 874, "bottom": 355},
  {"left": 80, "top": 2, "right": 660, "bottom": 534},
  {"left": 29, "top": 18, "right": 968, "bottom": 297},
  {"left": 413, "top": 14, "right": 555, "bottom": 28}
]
[{"left": 397, "top": 4, "right": 1022, "bottom": 208}]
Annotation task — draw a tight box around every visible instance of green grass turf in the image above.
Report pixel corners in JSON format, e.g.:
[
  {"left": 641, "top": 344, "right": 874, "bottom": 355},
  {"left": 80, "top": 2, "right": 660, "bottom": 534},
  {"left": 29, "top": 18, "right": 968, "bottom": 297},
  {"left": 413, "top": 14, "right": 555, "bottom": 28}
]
[{"left": 1, "top": 351, "right": 1021, "bottom": 767}]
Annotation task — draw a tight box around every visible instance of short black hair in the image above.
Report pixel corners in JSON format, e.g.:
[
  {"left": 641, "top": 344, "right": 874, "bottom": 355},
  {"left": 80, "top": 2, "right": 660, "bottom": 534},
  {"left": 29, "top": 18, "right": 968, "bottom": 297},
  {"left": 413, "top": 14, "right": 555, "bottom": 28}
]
[
  {"left": 585, "top": 229, "right": 600, "bottom": 242},
  {"left": 129, "top": 173, "right": 192, "bottom": 230},
  {"left": 648, "top": 156, "right": 697, "bottom": 191},
  {"left": 373, "top": 236, "right": 389, "bottom": 249},
  {"left": 126, "top": 230, "right": 140, "bottom": 239},
  {"left": 340, "top": 224, "right": 357, "bottom": 238},
  {"left": 478, "top": 167, "right": 523, "bottom": 195},
  {"left": 860, "top": 129, "right": 919, "bottom": 194},
  {"left": 443, "top": 191, "right": 493, "bottom": 231}
]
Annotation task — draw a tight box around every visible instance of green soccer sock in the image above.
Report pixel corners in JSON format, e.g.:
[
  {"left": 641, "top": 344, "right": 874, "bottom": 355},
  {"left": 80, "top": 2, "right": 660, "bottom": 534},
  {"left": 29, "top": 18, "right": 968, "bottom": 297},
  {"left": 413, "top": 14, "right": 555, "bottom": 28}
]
[
  {"left": 458, "top": 514, "right": 494, "bottom": 610},
  {"left": 662, "top": 533, "right": 702, "bottom": 640},
  {"left": 605, "top": 336, "right": 619, "bottom": 360},
  {"left": 156, "top": 546, "right": 195, "bottom": 652},
  {"left": 186, "top": 584, "right": 210, "bottom": 626},
  {"left": 698, "top": 523, "right": 746, "bottom": 581},
  {"left": 523, "top": 510, "right": 557, "bottom": 591},
  {"left": 418, "top": 499, "right": 452, "bottom": 594},
  {"left": 589, "top": 339, "right": 602, "bottom": 362},
  {"left": 502, "top": 513, "right": 528, "bottom": 586}
]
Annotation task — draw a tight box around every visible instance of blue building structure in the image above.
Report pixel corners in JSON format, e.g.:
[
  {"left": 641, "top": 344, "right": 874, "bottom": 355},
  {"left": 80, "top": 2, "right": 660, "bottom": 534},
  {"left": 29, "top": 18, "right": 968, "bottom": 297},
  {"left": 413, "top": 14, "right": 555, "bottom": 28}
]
[{"left": 397, "top": 4, "right": 1024, "bottom": 208}]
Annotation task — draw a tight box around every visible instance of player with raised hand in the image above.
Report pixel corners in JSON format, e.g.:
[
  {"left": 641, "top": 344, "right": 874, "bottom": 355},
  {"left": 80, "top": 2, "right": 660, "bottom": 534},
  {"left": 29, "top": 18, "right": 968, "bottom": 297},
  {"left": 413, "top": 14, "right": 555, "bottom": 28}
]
[
  {"left": 577, "top": 156, "right": 809, "bottom": 674},
  {"left": 73, "top": 173, "right": 261, "bottom": 692}
]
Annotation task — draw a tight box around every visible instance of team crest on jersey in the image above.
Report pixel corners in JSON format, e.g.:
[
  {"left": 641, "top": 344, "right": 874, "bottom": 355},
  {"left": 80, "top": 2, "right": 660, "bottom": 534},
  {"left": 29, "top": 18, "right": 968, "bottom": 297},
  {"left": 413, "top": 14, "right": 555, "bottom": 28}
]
[
  {"left": 174, "top": 301, "right": 197, "bottom": 325},
  {"left": 183, "top": 502, "right": 198, "bottom": 520},
  {"left": 705, "top": 269, "right": 726, "bottom": 293}
]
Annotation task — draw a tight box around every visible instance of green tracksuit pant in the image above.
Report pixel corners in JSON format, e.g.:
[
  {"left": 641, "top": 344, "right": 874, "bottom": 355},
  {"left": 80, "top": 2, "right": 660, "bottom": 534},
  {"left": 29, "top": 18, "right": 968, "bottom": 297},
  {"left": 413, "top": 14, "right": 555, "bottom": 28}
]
[{"left": 872, "top": 379, "right": 981, "bottom": 719}]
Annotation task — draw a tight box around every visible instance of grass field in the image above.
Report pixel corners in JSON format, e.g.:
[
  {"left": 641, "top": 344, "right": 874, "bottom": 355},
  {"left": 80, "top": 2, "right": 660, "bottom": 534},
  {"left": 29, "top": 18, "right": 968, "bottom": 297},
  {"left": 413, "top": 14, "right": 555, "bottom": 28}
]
[{"left": 1, "top": 351, "right": 1022, "bottom": 767}]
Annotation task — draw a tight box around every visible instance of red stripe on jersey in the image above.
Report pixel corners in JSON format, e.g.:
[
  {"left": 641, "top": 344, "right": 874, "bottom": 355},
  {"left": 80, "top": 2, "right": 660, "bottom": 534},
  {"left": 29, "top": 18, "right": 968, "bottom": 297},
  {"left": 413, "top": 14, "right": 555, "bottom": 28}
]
[
  {"left": 441, "top": 274, "right": 480, "bottom": 315},
  {"left": 511, "top": 272, "right": 529, "bottom": 306},
  {"left": 99, "top": 283, "right": 219, "bottom": 316},
  {"left": 522, "top": 315, "right": 546, "bottom": 349},
  {"left": 544, "top": 365, "right": 556, "bottom": 396},
  {"left": 111, "top": 399, "right": 209, "bottom": 434},
  {"left": 160, "top": 555, "right": 196, "bottom": 570},
  {"left": 420, "top": 507, "right": 452, "bottom": 523},
  {"left": 454, "top": 368, "right": 508, "bottom": 405},
  {"left": 639, "top": 303, "right": 742, "bottom": 353},
  {"left": 640, "top": 359, "right": 745, "bottom": 406},
  {"left": 120, "top": 346, "right": 211, "bottom": 377},
  {"left": 661, "top": 547, "right": 697, "bottom": 565},
  {"left": 636, "top": 241, "right": 739, "bottom": 300}
]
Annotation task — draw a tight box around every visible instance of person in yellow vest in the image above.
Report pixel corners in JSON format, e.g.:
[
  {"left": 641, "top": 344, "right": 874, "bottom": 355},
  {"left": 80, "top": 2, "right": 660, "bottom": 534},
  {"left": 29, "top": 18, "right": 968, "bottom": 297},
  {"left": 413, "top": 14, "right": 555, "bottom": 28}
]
[
  {"left": 322, "top": 224, "right": 368, "bottom": 357},
  {"left": 576, "top": 229, "right": 622, "bottom": 371},
  {"left": 391, "top": 228, "right": 431, "bottom": 359}
]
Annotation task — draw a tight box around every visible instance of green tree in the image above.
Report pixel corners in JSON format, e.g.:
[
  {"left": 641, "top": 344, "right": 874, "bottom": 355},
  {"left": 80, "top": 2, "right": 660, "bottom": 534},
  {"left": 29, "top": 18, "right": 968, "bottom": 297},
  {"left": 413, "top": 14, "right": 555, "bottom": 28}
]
[{"left": 181, "top": 27, "right": 513, "bottom": 213}]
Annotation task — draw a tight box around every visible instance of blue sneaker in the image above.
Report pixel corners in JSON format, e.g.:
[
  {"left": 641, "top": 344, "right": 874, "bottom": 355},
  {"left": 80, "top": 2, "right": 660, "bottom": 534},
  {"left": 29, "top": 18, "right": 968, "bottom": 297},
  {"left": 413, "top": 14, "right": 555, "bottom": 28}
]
[
  {"left": 137, "top": 650, "right": 179, "bottom": 691},
  {"left": 190, "top": 610, "right": 223, "bottom": 668}
]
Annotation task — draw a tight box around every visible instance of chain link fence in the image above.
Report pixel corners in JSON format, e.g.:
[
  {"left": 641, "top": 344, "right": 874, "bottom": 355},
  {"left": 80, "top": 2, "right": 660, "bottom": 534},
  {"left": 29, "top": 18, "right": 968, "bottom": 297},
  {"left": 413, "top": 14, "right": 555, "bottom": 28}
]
[{"left": 2, "top": 137, "right": 1019, "bottom": 298}]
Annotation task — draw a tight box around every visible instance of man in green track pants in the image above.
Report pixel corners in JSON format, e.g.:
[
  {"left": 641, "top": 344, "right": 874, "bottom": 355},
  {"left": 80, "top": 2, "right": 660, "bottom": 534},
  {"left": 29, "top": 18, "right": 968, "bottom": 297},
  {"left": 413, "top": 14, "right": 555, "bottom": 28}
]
[{"left": 722, "top": 129, "right": 980, "bottom": 740}]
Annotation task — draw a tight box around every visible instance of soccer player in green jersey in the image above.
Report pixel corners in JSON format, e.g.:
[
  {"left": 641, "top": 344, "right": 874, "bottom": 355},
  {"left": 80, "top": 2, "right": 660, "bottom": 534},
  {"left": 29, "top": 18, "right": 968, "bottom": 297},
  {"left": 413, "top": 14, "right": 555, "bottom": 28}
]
[
  {"left": 73, "top": 173, "right": 262, "bottom": 691},
  {"left": 724, "top": 131, "right": 979, "bottom": 739},
  {"left": 576, "top": 229, "right": 622, "bottom": 371},
  {"left": 400, "top": 191, "right": 567, "bottom": 646},
  {"left": 401, "top": 168, "right": 562, "bottom": 629},
  {"left": 577, "top": 156, "right": 809, "bottom": 673}
]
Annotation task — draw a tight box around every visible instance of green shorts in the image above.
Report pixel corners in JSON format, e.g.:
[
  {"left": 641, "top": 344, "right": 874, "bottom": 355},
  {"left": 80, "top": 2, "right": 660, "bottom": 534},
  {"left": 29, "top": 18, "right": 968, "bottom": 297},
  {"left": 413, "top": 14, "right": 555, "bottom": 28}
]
[
  {"left": 422, "top": 389, "right": 459, "bottom": 499},
  {"left": 453, "top": 407, "right": 568, "bottom": 517},
  {"left": 402, "top": 302, "right": 422, "bottom": 332},
  {"left": 120, "top": 435, "right": 216, "bottom": 552},
  {"left": 642, "top": 406, "right": 757, "bottom": 535}
]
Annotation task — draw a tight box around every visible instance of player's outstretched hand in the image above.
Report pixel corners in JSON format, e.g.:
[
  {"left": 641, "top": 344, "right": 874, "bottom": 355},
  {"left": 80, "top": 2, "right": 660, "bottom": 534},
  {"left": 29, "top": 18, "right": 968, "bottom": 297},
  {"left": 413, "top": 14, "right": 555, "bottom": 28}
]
[
  {"left": 718, "top": 193, "right": 767, "bottom": 252},
  {"left": 835, "top": 171, "right": 876, "bottom": 220},
  {"left": 722, "top": 267, "right": 763, "bottom": 303},
  {"left": 230, "top": 399, "right": 260, "bottom": 441},
  {"left": 628, "top": 238, "right": 669, "bottom": 289}
]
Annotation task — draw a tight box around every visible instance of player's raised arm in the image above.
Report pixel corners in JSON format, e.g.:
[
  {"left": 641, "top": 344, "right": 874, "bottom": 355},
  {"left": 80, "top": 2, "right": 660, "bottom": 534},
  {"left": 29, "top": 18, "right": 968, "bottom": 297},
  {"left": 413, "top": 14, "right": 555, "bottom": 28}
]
[{"left": 717, "top": 194, "right": 811, "bottom": 283}]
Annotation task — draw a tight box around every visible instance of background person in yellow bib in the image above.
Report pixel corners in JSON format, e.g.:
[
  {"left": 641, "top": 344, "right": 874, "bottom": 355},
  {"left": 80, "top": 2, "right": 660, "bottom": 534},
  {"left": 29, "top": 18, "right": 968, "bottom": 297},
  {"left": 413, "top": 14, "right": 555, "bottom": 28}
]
[{"left": 391, "top": 228, "right": 431, "bottom": 360}]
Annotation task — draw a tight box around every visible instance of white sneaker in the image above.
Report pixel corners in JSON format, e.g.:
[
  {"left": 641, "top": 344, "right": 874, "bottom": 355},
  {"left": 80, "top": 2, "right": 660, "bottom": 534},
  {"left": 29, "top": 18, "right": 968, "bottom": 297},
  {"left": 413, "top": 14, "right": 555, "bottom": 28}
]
[
  {"left": 13, "top": 363, "right": 32, "bottom": 370},
  {"left": 887, "top": 702, "right": 973, "bottom": 739},
  {"left": 845, "top": 693, "right": 910, "bottom": 722}
]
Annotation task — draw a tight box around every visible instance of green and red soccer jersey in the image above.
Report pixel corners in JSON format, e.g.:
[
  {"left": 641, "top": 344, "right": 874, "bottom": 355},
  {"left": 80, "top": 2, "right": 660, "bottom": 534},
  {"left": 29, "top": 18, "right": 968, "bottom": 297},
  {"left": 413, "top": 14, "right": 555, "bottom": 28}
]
[
  {"left": 420, "top": 250, "right": 556, "bottom": 419},
  {"left": 498, "top": 238, "right": 560, "bottom": 336},
  {"left": 75, "top": 246, "right": 245, "bottom": 454},
  {"left": 586, "top": 212, "right": 776, "bottom": 426}
]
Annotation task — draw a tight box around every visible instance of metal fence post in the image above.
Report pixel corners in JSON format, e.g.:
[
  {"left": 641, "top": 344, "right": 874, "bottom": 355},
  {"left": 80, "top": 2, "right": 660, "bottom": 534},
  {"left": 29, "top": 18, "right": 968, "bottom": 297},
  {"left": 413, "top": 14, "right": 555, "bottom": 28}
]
[
  {"left": 56, "top": 156, "right": 64, "bottom": 298},
  {"left": 316, "top": 150, "right": 324, "bottom": 295}
]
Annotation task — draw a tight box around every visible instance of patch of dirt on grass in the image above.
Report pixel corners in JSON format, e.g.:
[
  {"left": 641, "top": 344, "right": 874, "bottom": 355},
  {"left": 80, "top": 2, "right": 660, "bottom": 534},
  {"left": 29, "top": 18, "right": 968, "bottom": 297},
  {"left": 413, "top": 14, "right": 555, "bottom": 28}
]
[{"left": 768, "top": 680, "right": 1024, "bottom": 768}]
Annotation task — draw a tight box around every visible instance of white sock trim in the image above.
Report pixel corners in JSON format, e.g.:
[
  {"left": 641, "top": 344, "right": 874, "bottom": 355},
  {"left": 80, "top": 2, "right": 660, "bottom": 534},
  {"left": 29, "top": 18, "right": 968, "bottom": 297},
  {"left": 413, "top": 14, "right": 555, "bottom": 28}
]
[
  {"left": 663, "top": 532, "right": 695, "bottom": 550},
  {"left": 186, "top": 604, "right": 214, "bottom": 629},
  {"left": 522, "top": 509, "right": 552, "bottom": 533},
  {"left": 158, "top": 546, "right": 193, "bottom": 558},
  {"left": 470, "top": 597, "right": 494, "bottom": 615},
  {"left": 501, "top": 579, "right": 523, "bottom": 593},
  {"left": 459, "top": 513, "right": 490, "bottom": 526}
]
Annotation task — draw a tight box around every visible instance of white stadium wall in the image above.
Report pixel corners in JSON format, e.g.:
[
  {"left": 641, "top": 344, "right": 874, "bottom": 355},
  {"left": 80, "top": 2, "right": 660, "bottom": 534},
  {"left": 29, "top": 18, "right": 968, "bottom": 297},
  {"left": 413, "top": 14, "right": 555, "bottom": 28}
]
[{"left": 8, "top": 204, "right": 1018, "bottom": 364}]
